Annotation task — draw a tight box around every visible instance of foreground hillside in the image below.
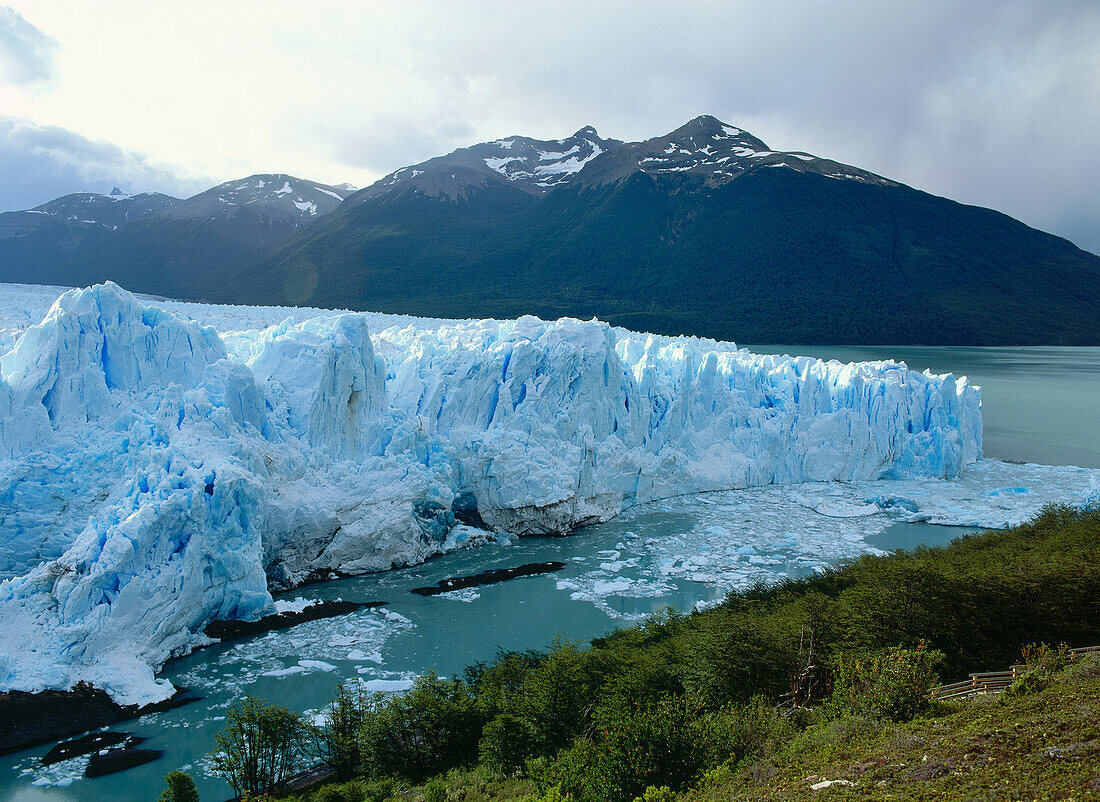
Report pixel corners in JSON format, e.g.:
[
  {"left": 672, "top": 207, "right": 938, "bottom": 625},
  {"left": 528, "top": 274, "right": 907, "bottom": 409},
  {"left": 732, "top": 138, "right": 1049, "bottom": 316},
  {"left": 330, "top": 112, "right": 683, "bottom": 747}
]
[{"left": 245, "top": 505, "right": 1100, "bottom": 802}]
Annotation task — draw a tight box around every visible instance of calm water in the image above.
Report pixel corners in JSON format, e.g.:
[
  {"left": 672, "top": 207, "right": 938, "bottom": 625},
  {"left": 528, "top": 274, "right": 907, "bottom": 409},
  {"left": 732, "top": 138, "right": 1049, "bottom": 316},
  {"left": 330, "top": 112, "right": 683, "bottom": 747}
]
[{"left": 3, "top": 346, "right": 1097, "bottom": 801}]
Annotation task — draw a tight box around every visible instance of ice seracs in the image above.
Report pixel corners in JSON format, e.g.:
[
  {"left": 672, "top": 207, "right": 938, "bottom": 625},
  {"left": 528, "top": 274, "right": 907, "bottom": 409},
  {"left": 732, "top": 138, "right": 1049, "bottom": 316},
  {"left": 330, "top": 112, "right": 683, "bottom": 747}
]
[{"left": 0, "top": 283, "right": 981, "bottom": 704}]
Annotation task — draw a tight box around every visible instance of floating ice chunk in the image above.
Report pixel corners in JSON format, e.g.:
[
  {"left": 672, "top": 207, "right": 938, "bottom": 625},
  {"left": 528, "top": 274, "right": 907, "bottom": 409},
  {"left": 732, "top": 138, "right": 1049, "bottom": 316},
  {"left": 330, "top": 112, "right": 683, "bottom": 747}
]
[
  {"left": 274, "top": 597, "right": 320, "bottom": 615},
  {"left": 362, "top": 678, "right": 415, "bottom": 692},
  {"left": 263, "top": 665, "right": 307, "bottom": 677},
  {"left": 298, "top": 659, "right": 337, "bottom": 672}
]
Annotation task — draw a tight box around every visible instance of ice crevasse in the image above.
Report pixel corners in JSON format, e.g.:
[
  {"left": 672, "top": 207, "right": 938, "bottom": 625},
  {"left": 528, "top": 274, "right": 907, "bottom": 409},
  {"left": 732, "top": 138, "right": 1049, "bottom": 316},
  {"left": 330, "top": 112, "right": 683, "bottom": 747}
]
[{"left": 0, "top": 283, "right": 982, "bottom": 704}]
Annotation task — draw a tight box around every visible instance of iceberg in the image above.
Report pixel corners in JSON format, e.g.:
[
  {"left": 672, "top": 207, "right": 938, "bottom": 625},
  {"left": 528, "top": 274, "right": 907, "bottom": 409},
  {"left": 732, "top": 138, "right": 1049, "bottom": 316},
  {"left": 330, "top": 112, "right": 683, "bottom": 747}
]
[{"left": 0, "top": 283, "right": 982, "bottom": 704}]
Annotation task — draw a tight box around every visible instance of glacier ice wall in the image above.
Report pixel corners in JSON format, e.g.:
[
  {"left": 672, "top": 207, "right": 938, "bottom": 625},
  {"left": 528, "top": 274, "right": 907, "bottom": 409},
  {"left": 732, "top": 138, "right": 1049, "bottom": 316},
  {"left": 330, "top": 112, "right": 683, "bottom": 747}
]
[{"left": 0, "top": 283, "right": 981, "bottom": 703}]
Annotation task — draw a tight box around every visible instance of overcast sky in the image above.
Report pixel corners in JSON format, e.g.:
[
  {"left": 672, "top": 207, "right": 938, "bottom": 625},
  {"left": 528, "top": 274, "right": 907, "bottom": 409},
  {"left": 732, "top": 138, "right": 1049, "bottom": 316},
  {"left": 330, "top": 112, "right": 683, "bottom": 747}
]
[{"left": 2, "top": 0, "right": 1098, "bottom": 253}]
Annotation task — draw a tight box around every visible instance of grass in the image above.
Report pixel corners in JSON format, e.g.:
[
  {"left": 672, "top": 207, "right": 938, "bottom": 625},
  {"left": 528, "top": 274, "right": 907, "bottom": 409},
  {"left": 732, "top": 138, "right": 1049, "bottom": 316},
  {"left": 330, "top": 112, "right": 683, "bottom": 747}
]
[
  {"left": 685, "top": 655, "right": 1100, "bottom": 801},
  {"left": 285, "top": 655, "right": 1100, "bottom": 801}
]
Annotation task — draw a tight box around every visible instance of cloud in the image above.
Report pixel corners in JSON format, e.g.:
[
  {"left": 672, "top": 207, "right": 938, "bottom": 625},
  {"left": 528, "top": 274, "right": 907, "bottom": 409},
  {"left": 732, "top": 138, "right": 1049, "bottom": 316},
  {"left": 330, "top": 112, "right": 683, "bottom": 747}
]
[
  {"left": 2, "top": 0, "right": 1098, "bottom": 253},
  {"left": 0, "top": 117, "right": 208, "bottom": 210},
  {"left": 0, "top": 6, "right": 57, "bottom": 86}
]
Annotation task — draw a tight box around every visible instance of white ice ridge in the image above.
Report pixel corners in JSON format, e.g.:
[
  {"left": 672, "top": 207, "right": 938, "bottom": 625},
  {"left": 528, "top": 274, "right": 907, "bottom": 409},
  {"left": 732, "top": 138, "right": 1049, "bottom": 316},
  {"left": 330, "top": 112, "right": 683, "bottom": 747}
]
[{"left": 0, "top": 283, "right": 981, "bottom": 704}]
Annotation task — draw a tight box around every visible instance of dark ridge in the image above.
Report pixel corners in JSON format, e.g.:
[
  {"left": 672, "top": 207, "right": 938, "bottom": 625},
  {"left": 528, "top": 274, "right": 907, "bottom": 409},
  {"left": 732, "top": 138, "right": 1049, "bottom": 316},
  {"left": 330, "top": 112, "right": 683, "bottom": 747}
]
[
  {"left": 203, "top": 599, "right": 386, "bottom": 641},
  {"left": 84, "top": 746, "right": 162, "bottom": 778},
  {"left": 0, "top": 685, "right": 198, "bottom": 757},
  {"left": 41, "top": 731, "right": 138, "bottom": 766},
  {"left": 411, "top": 561, "right": 567, "bottom": 596}
]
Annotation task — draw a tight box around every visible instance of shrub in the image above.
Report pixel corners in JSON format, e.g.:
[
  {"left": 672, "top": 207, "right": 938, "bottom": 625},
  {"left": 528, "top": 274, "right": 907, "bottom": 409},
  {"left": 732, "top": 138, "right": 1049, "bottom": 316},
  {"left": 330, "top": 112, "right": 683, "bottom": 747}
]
[
  {"left": 158, "top": 771, "right": 200, "bottom": 802},
  {"left": 1005, "top": 642, "right": 1071, "bottom": 697},
  {"left": 423, "top": 778, "right": 447, "bottom": 802},
  {"left": 634, "top": 786, "right": 677, "bottom": 802},
  {"left": 479, "top": 713, "right": 538, "bottom": 776},
  {"left": 311, "top": 682, "right": 371, "bottom": 780},
  {"left": 693, "top": 695, "right": 795, "bottom": 767},
  {"left": 313, "top": 781, "right": 367, "bottom": 802},
  {"left": 830, "top": 642, "right": 943, "bottom": 721},
  {"left": 517, "top": 639, "right": 600, "bottom": 754},
  {"left": 360, "top": 672, "right": 485, "bottom": 780},
  {"left": 209, "top": 696, "right": 308, "bottom": 798},
  {"left": 546, "top": 698, "right": 705, "bottom": 801}
]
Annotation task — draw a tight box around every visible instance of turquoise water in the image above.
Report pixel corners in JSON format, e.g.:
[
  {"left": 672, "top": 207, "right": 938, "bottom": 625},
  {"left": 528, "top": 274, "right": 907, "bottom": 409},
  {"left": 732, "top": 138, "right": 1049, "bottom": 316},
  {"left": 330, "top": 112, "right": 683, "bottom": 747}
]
[{"left": 3, "top": 346, "right": 1097, "bottom": 801}]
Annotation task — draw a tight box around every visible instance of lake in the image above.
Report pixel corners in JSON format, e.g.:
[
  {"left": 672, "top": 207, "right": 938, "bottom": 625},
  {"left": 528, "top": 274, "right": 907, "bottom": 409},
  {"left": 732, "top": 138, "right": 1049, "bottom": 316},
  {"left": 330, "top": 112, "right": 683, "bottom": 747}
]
[{"left": 3, "top": 345, "right": 1098, "bottom": 801}]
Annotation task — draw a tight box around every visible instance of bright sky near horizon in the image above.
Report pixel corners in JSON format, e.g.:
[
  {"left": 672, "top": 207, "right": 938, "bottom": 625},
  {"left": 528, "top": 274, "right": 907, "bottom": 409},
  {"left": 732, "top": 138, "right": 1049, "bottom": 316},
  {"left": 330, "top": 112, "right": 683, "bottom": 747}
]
[{"left": 1, "top": 0, "right": 1099, "bottom": 253}]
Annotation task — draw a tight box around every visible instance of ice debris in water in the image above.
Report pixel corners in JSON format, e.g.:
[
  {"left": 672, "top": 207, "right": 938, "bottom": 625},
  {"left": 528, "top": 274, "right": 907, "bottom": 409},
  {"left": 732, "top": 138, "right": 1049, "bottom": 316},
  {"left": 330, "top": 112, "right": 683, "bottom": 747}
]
[{"left": 0, "top": 282, "right": 984, "bottom": 704}]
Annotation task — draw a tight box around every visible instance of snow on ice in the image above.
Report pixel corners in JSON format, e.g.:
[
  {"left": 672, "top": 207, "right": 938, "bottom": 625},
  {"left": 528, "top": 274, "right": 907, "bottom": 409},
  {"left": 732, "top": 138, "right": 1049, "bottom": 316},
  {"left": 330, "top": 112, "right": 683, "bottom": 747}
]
[{"left": 0, "top": 280, "right": 1076, "bottom": 705}]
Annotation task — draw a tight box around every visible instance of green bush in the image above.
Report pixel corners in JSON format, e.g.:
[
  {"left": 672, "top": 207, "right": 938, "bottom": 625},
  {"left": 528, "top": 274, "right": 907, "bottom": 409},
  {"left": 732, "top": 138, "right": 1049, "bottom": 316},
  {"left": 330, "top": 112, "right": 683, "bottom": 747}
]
[
  {"left": 546, "top": 698, "right": 705, "bottom": 801},
  {"left": 693, "top": 696, "right": 795, "bottom": 768},
  {"left": 359, "top": 672, "right": 485, "bottom": 780},
  {"left": 209, "top": 696, "right": 308, "bottom": 798},
  {"left": 517, "top": 638, "right": 601, "bottom": 754},
  {"left": 311, "top": 683, "right": 371, "bottom": 780},
  {"left": 479, "top": 713, "right": 538, "bottom": 776},
  {"left": 423, "top": 778, "right": 447, "bottom": 802},
  {"left": 1005, "top": 642, "right": 1071, "bottom": 697},
  {"left": 312, "top": 781, "right": 365, "bottom": 802},
  {"left": 158, "top": 771, "right": 200, "bottom": 802},
  {"left": 634, "top": 787, "right": 676, "bottom": 802},
  {"left": 830, "top": 642, "right": 943, "bottom": 721}
]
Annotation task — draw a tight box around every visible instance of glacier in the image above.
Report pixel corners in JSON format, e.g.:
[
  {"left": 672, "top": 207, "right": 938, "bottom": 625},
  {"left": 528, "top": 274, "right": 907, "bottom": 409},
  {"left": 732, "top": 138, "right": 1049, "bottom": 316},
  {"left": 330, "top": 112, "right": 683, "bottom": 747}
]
[{"left": 0, "top": 282, "right": 985, "bottom": 705}]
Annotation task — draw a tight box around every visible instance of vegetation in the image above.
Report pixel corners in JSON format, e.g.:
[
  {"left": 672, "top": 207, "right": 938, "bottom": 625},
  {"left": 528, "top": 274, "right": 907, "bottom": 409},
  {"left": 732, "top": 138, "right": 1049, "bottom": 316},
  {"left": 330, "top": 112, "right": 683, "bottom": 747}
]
[
  {"left": 214, "top": 169, "right": 1100, "bottom": 345},
  {"left": 209, "top": 696, "right": 308, "bottom": 798},
  {"left": 157, "top": 770, "right": 200, "bottom": 802},
  {"left": 212, "top": 504, "right": 1100, "bottom": 800}
]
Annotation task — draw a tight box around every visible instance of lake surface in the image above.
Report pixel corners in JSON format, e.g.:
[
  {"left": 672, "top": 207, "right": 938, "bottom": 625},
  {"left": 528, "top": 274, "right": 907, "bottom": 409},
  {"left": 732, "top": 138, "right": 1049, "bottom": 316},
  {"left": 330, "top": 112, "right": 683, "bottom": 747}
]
[{"left": 3, "top": 345, "right": 1097, "bottom": 801}]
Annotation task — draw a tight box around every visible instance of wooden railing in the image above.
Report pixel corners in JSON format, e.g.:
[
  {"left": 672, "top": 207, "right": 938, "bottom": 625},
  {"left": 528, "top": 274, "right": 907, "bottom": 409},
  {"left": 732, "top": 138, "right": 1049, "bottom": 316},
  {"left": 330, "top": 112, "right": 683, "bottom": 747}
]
[{"left": 928, "top": 645, "right": 1099, "bottom": 702}]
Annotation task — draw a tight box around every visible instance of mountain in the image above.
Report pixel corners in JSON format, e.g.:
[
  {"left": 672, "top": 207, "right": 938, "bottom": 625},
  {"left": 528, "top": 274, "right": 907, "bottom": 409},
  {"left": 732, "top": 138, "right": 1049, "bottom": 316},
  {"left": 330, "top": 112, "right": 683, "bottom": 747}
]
[
  {"left": 199, "top": 116, "right": 1100, "bottom": 345},
  {"left": 65, "top": 174, "right": 355, "bottom": 299},
  {"left": 0, "top": 175, "right": 354, "bottom": 295},
  {"left": 3, "top": 117, "right": 1098, "bottom": 345},
  {"left": 361, "top": 125, "right": 622, "bottom": 200},
  {"left": 0, "top": 189, "right": 178, "bottom": 285}
]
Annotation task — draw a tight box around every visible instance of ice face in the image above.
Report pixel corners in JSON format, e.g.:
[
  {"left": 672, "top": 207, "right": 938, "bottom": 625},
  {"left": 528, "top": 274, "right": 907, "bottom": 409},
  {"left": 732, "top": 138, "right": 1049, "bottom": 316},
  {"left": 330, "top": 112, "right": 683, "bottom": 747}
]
[{"left": 0, "top": 283, "right": 983, "bottom": 704}]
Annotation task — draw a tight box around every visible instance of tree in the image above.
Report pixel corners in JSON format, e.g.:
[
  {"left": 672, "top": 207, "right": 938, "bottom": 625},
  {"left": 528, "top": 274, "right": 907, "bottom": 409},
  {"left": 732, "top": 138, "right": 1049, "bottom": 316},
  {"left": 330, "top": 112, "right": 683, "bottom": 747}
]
[
  {"left": 157, "top": 771, "right": 200, "bottom": 802},
  {"left": 310, "top": 682, "right": 370, "bottom": 780},
  {"left": 209, "top": 696, "right": 307, "bottom": 797}
]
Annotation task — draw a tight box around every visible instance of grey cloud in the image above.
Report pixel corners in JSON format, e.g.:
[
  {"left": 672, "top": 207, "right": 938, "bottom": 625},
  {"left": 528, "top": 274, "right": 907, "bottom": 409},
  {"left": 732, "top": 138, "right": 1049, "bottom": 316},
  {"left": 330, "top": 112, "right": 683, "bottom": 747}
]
[
  {"left": 332, "top": 117, "right": 476, "bottom": 174},
  {"left": 0, "top": 117, "right": 207, "bottom": 211},
  {"left": 0, "top": 6, "right": 58, "bottom": 86},
  {"left": 316, "top": 0, "right": 1100, "bottom": 253}
]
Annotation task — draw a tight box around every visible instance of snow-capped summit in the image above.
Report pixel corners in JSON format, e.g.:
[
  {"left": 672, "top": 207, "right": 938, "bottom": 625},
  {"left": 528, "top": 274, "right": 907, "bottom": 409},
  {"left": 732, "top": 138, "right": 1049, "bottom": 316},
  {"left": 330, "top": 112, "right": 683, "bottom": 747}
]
[
  {"left": 360, "top": 126, "right": 625, "bottom": 202},
  {"left": 0, "top": 191, "right": 178, "bottom": 239},
  {"left": 161, "top": 173, "right": 354, "bottom": 223},
  {"left": 575, "top": 114, "right": 895, "bottom": 190},
  {"left": 356, "top": 115, "right": 893, "bottom": 205}
]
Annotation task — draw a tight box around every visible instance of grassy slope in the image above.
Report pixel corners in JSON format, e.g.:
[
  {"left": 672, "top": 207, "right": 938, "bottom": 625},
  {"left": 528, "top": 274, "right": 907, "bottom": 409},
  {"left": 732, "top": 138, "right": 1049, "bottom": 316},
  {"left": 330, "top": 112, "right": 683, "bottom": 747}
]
[
  {"left": 686, "top": 657, "right": 1100, "bottom": 801},
  {"left": 389, "top": 657, "right": 1100, "bottom": 802}
]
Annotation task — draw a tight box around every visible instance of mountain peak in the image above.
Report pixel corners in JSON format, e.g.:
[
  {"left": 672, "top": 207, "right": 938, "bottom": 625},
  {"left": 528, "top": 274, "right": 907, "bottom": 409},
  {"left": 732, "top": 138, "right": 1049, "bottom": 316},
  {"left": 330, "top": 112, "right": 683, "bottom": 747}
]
[
  {"left": 109, "top": 186, "right": 124, "bottom": 196},
  {"left": 574, "top": 125, "right": 599, "bottom": 138}
]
